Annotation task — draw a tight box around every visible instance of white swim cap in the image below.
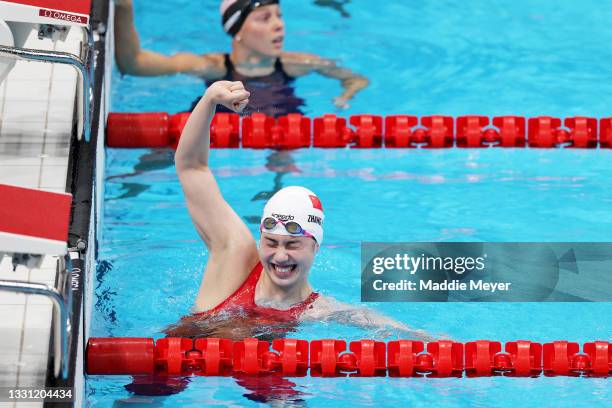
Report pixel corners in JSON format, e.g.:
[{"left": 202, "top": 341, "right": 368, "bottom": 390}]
[{"left": 260, "top": 186, "right": 324, "bottom": 245}]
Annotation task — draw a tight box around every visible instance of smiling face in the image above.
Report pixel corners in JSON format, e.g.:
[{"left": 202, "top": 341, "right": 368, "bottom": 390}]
[
  {"left": 237, "top": 4, "right": 285, "bottom": 57},
  {"left": 258, "top": 232, "right": 318, "bottom": 289}
]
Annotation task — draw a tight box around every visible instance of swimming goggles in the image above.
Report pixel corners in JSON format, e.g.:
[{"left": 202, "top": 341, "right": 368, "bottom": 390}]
[{"left": 260, "top": 217, "right": 314, "bottom": 238}]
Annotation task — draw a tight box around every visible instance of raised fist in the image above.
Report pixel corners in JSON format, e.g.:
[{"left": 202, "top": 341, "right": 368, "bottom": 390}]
[{"left": 205, "top": 81, "right": 250, "bottom": 113}]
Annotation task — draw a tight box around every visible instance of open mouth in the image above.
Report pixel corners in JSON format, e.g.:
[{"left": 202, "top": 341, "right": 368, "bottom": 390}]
[
  {"left": 271, "top": 263, "right": 296, "bottom": 279},
  {"left": 272, "top": 36, "right": 284, "bottom": 47}
]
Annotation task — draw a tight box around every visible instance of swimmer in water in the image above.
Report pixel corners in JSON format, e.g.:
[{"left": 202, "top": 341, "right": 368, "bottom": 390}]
[
  {"left": 168, "top": 80, "right": 432, "bottom": 341},
  {"left": 114, "top": 0, "right": 369, "bottom": 115}
]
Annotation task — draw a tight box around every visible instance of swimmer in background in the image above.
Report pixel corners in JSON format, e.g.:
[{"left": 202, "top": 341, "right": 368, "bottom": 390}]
[
  {"left": 110, "top": 0, "right": 367, "bottom": 199},
  {"left": 167, "top": 80, "right": 431, "bottom": 341},
  {"left": 114, "top": 0, "right": 369, "bottom": 115}
]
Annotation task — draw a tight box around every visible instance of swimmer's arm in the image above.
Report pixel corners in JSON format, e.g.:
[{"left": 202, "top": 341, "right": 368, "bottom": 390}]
[
  {"left": 175, "top": 82, "right": 256, "bottom": 311},
  {"left": 304, "top": 296, "right": 435, "bottom": 341},
  {"left": 282, "top": 52, "right": 369, "bottom": 107},
  {"left": 114, "top": 0, "right": 225, "bottom": 77},
  {"left": 175, "top": 82, "right": 251, "bottom": 250}
]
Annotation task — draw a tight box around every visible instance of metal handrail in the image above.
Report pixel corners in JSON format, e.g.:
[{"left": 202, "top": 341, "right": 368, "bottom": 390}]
[
  {"left": 0, "top": 255, "right": 73, "bottom": 379},
  {"left": 0, "top": 44, "right": 92, "bottom": 142}
]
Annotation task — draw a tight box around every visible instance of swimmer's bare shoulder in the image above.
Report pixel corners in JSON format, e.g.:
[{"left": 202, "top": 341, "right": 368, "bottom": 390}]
[
  {"left": 190, "top": 53, "right": 227, "bottom": 79},
  {"left": 302, "top": 295, "right": 437, "bottom": 341},
  {"left": 281, "top": 52, "right": 335, "bottom": 77},
  {"left": 301, "top": 294, "right": 335, "bottom": 320},
  {"left": 302, "top": 295, "right": 377, "bottom": 321}
]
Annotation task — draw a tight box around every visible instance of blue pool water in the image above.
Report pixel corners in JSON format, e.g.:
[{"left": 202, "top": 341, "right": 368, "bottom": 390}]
[{"left": 89, "top": 0, "right": 611, "bottom": 406}]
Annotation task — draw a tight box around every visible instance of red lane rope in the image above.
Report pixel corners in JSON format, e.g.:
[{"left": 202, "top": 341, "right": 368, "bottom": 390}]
[
  {"left": 86, "top": 338, "right": 611, "bottom": 378},
  {"left": 106, "top": 113, "right": 611, "bottom": 149}
]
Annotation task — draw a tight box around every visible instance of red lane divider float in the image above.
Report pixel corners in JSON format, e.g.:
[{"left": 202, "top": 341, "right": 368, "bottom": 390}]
[
  {"left": 106, "top": 112, "right": 612, "bottom": 149},
  {"left": 86, "top": 338, "right": 611, "bottom": 378}
]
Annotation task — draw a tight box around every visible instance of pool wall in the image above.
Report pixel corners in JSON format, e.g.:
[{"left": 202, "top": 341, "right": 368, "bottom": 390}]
[{"left": 40, "top": 1, "right": 111, "bottom": 407}]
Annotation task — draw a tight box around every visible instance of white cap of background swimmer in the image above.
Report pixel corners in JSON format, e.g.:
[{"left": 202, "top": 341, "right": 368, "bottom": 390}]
[{"left": 260, "top": 186, "right": 324, "bottom": 245}]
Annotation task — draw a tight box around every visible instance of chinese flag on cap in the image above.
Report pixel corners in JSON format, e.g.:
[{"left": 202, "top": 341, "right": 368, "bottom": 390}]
[{"left": 309, "top": 195, "right": 323, "bottom": 211}]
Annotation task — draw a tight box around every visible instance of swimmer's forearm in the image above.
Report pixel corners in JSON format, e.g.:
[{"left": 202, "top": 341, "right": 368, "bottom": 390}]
[
  {"left": 175, "top": 95, "right": 215, "bottom": 169},
  {"left": 177, "top": 82, "right": 248, "bottom": 169},
  {"left": 339, "top": 75, "right": 369, "bottom": 101}
]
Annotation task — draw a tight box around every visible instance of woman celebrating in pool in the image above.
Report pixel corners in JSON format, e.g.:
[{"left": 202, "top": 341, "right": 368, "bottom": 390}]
[
  {"left": 168, "top": 80, "right": 430, "bottom": 340},
  {"left": 174, "top": 80, "right": 322, "bottom": 319},
  {"left": 114, "top": 0, "right": 369, "bottom": 115}
]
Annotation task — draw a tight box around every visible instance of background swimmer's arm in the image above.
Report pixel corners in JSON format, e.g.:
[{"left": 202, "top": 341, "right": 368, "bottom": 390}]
[
  {"left": 282, "top": 52, "right": 369, "bottom": 108},
  {"left": 304, "top": 296, "right": 435, "bottom": 341},
  {"left": 114, "top": 0, "right": 225, "bottom": 78},
  {"left": 175, "top": 82, "right": 257, "bottom": 312}
]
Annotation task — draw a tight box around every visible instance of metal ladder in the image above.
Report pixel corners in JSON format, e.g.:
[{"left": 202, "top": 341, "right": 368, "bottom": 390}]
[{"left": 0, "top": 254, "right": 73, "bottom": 379}]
